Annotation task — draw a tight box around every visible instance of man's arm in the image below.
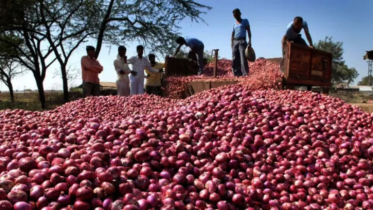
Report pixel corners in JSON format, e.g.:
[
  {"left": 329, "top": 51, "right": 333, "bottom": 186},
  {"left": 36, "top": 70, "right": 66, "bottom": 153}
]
[
  {"left": 81, "top": 57, "right": 102, "bottom": 73},
  {"left": 173, "top": 44, "right": 182, "bottom": 57},
  {"left": 304, "top": 28, "right": 313, "bottom": 48},
  {"left": 127, "top": 56, "right": 136, "bottom": 64},
  {"left": 95, "top": 60, "right": 103, "bottom": 73},
  {"left": 246, "top": 24, "right": 252, "bottom": 47},
  {"left": 282, "top": 35, "right": 287, "bottom": 44},
  {"left": 114, "top": 60, "right": 130, "bottom": 74}
]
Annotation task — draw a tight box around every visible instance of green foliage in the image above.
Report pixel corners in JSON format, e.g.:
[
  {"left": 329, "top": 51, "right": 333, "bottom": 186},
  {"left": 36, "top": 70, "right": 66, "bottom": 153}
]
[
  {"left": 83, "top": 0, "right": 212, "bottom": 57},
  {"left": 175, "top": 48, "right": 218, "bottom": 63},
  {"left": 358, "top": 75, "right": 373, "bottom": 86},
  {"left": 315, "top": 36, "right": 359, "bottom": 85}
]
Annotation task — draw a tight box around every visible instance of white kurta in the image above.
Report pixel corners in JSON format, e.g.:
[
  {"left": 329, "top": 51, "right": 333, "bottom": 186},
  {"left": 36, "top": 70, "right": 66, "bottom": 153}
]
[
  {"left": 127, "top": 56, "right": 159, "bottom": 95},
  {"left": 113, "top": 55, "right": 131, "bottom": 96}
]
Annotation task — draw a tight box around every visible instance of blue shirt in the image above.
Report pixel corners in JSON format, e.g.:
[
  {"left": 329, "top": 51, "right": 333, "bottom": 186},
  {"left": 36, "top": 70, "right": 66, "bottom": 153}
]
[
  {"left": 232, "top": 19, "right": 250, "bottom": 39},
  {"left": 184, "top": 38, "right": 204, "bottom": 49},
  {"left": 285, "top": 21, "right": 308, "bottom": 40}
]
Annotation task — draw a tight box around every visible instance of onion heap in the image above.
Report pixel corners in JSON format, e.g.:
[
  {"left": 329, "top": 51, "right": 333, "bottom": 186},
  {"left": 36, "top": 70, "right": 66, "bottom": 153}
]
[
  {"left": 163, "top": 58, "right": 283, "bottom": 99},
  {"left": 1, "top": 81, "right": 373, "bottom": 209}
]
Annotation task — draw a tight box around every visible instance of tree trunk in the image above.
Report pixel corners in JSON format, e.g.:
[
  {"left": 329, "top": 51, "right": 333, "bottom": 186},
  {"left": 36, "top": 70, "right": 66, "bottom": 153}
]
[
  {"left": 6, "top": 78, "right": 15, "bottom": 103},
  {"left": 95, "top": 0, "right": 115, "bottom": 58},
  {"left": 33, "top": 72, "right": 46, "bottom": 109},
  {"left": 61, "top": 65, "right": 69, "bottom": 103}
]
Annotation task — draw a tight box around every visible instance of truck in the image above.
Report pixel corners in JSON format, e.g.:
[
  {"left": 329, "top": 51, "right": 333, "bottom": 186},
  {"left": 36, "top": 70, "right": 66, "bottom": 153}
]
[{"left": 281, "top": 42, "right": 333, "bottom": 94}]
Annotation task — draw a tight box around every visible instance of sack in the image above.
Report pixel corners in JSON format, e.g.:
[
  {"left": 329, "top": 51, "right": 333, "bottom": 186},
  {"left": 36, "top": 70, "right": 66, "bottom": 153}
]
[{"left": 245, "top": 46, "right": 256, "bottom": 62}]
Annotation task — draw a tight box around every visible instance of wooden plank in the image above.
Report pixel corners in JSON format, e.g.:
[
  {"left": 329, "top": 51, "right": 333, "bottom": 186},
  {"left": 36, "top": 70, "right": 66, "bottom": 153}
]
[
  {"left": 210, "top": 81, "right": 238, "bottom": 88},
  {"left": 286, "top": 78, "right": 331, "bottom": 86}
]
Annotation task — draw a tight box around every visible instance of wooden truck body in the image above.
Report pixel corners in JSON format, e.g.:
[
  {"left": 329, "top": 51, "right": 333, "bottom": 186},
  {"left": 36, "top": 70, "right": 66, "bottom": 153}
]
[
  {"left": 282, "top": 42, "right": 333, "bottom": 93},
  {"left": 164, "top": 57, "right": 199, "bottom": 77}
]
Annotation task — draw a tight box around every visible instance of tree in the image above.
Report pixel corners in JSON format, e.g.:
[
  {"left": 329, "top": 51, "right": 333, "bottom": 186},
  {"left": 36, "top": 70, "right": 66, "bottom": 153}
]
[
  {"left": 38, "top": 0, "right": 96, "bottom": 103},
  {"left": 0, "top": 0, "right": 60, "bottom": 108},
  {"left": 314, "top": 36, "right": 359, "bottom": 85},
  {"left": 358, "top": 76, "right": 373, "bottom": 86},
  {"left": 0, "top": 59, "right": 24, "bottom": 102},
  {"left": 88, "top": 0, "right": 212, "bottom": 58},
  {"left": 53, "top": 65, "right": 79, "bottom": 89}
]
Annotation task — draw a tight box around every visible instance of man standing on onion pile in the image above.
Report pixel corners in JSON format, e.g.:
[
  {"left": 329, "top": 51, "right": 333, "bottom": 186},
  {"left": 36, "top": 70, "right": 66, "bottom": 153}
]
[
  {"left": 113, "top": 46, "right": 137, "bottom": 96},
  {"left": 145, "top": 54, "right": 164, "bottom": 96},
  {"left": 173, "top": 36, "right": 205, "bottom": 76},
  {"left": 280, "top": 16, "right": 314, "bottom": 71},
  {"left": 127, "top": 45, "right": 162, "bottom": 95},
  {"left": 231, "top": 8, "right": 251, "bottom": 77},
  {"left": 81, "top": 46, "right": 103, "bottom": 97}
]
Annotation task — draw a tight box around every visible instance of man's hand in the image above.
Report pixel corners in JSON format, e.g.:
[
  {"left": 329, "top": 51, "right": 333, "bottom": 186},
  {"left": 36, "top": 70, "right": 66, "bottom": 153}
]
[
  {"left": 248, "top": 40, "right": 252, "bottom": 48},
  {"left": 119, "top": 70, "right": 125, "bottom": 74},
  {"left": 130, "top": 71, "right": 137, "bottom": 76},
  {"left": 309, "top": 45, "right": 314, "bottom": 49}
]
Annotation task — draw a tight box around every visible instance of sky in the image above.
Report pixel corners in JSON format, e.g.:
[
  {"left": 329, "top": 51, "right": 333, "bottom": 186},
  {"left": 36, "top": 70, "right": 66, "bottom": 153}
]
[{"left": 1, "top": 0, "right": 373, "bottom": 91}]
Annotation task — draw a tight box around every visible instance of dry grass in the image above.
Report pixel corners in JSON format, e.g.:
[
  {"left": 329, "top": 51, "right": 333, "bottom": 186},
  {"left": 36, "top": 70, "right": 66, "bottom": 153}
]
[{"left": 0, "top": 90, "right": 83, "bottom": 111}]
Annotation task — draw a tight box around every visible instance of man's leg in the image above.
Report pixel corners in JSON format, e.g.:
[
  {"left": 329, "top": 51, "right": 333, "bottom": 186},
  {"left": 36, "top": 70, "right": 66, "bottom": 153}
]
[
  {"left": 232, "top": 40, "right": 242, "bottom": 76},
  {"left": 292, "top": 35, "right": 308, "bottom": 47},
  {"left": 92, "top": 83, "right": 100, "bottom": 96},
  {"left": 196, "top": 46, "right": 204, "bottom": 75},
  {"left": 117, "top": 80, "right": 125, "bottom": 96},
  {"left": 145, "top": 85, "right": 152, "bottom": 94},
  {"left": 130, "top": 80, "right": 138, "bottom": 95},
  {"left": 83, "top": 82, "right": 93, "bottom": 97},
  {"left": 124, "top": 83, "right": 130, "bottom": 96},
  {"left": 238, "top": 40, "right": 249, "bottom": 76},
  {"left": 156, "top": 86, "right": 162, "bottom": 96},
  {"left": 137, "top": 78, "right": 144, "bottom": 94}
]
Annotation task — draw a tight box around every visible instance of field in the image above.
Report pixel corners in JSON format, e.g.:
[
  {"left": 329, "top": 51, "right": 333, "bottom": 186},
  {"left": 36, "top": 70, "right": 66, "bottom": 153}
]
[{"left": 0, "top": 90, "right": 84, "bottom": 111}]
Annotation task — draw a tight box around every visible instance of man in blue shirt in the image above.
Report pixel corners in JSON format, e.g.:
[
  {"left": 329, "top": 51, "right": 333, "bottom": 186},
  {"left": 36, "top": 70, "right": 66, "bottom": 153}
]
[
  {"left": 282, "top": 16, "right": 314, "bottom": 52},
  {"left": 174, "top": 37, "right": 205, "bottom": 75},
  {"left": 231, "top": 8, "right": 251, "bottom": 76}
]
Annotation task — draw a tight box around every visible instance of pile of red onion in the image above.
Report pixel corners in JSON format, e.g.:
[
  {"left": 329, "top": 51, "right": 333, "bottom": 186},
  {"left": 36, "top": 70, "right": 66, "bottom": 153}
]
[
  {"left": 163, "top": 58, "right": 283, "bottom": 99},
  {"left": 1, "top": 82, "right": 373, "bottom": 209}
]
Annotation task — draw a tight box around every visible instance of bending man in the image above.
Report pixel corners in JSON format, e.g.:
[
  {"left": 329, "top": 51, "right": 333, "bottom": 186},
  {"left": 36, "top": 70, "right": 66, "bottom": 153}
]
[
  {"left": 282, "top": 16, "right": 314, "bottom": 54},
  {"left": 174, "top": 37, "right": 205, "bottom": 75},
  {"left": 127, "top": 45, "right": 162, "bottom": 95}
]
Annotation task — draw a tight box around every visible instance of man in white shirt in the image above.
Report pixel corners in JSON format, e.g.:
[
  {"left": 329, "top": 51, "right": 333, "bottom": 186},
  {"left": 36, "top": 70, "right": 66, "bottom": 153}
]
[
  {"left": 113, "top": 46, "right": 137, "bottom": 96},
  {"left": 127, "top": 45, "right": 162, "bottom": 95}
]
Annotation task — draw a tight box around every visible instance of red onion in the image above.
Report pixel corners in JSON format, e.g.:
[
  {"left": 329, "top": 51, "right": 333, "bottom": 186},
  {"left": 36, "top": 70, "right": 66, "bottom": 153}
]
[
  {"left": 7, "top": 190, "right": 28, "bottom": 203},
  {"left": 76, "top": 186, "right": 94, "bottom": 200},
  {"left": 30, "top": 185, "right": 44, "bottom": 200},
  {"left": 0, "top": 200, "right": 12, "bottom": 210},
  {"left": 74, "top": 200, "right": 90, "bottom": 210},
  {"left": 13, "top": 201, "right": 32, "bottom": 210}
]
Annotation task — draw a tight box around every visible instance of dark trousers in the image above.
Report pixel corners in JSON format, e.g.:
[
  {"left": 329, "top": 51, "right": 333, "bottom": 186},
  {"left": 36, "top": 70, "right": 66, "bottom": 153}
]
[
  {"left": 189, "top": 45, "right": 204, "bottom": 74},
  {"left": 232, "top": 39, "right": 249, "bottom": 76},
  {"left": 145, "top": 85, "right": 162, "bottom": 96},
  {"left": 282, "top": 35, "right": 308, "bottom": 56},
  {"left": 83, "top": 82, "right": 100, "bottom": 97}
]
